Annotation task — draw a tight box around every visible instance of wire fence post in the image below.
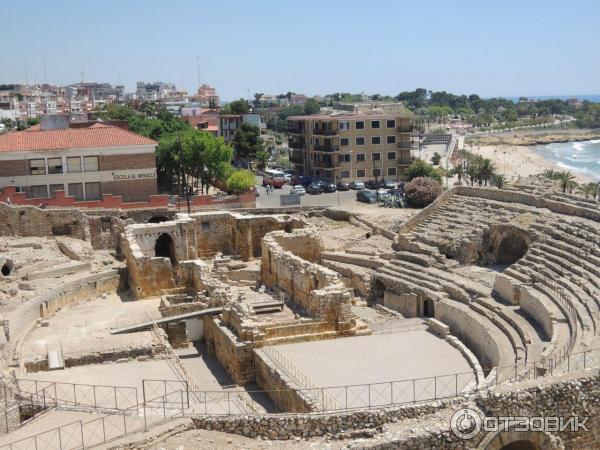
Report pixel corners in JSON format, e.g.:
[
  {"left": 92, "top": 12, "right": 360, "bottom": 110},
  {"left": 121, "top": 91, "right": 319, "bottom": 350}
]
[{"left": 80, "top": 420, "right": 85, "bottom": 450}]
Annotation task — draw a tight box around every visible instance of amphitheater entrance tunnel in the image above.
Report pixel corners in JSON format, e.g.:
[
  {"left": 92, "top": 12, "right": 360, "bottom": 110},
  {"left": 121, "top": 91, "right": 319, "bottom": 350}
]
[
  {"left": 155, "top": 233, "right": 176, "bottom": 265},
  {"left": 495, "top": 234, "right": 529, "bottom": 265},
  {"left": 422, "top": 298, "right": 434, "bottom": 317}
]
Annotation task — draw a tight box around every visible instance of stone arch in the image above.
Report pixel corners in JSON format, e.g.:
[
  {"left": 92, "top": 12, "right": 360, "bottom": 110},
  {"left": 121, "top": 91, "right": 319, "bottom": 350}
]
[
  {"left": 480, "top": 429, "right": 563, "bottom": 450},
  {"left": 488, "top": 224, "right": 532, "bottom": 266},
  {"left": 148, "top": 216, "right": 169, "bottom": 224},
  {"left": 155, "top": 233, "right": 177, "bottom": 265}
]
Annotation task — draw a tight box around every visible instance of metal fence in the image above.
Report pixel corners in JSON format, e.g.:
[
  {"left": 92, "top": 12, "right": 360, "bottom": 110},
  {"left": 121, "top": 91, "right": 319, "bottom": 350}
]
[
  {"left": 13, "top": 379, "right": 139, "bottom": 412},
  {"left": 3, "top": 346, "right": 600, "bottom": 449}
]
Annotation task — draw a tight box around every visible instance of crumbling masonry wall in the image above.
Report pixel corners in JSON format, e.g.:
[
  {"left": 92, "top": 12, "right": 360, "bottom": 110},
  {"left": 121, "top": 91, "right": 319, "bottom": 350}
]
[{"left": 260, "top": 229, "right": 353, "bottom": 327}]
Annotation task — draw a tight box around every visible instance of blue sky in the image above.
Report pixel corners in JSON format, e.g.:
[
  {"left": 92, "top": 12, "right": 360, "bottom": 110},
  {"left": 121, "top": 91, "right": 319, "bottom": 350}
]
[{"left": 1, "top": 0, "right": 599, "bottom": 100}]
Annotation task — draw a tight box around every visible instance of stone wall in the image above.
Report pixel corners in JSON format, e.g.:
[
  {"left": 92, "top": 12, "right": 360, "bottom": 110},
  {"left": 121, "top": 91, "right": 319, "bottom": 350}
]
[
  {"left": 204, "top": 317, "right": 254, "bottom": 385},
  {"left": 0, "top": 204, "right": 87, "bottom": 239},
  {"left": 39, "top": 270, "right": 121, "bottom": 318},
  {"left": 253, "top": 350, "right": 315, "bottom": 413},
  {"left": 260, "top": 229, "right": 353, "bottom": 326},
  {"left": 189, "top": 369, "right": 600, "bottom": 449}
]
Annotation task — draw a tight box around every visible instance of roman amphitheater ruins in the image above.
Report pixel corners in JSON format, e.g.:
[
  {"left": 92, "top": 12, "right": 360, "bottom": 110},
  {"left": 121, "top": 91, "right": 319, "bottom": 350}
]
[{"left": 0, "top": 184, "right": 599, "bottom": 449}]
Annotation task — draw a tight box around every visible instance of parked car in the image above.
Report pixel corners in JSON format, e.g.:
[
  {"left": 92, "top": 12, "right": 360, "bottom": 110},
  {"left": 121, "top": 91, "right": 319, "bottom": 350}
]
[
  {"left": 356, "top": 190, "right": 377, "bottom": 203},
  {"left": 306, "top": 182, "right": 323, "bottom": 194},
  {"left": 322, "top": 182, "right": 337, "bottom": 193},
  {"left": 290, "top": 185, "right": 306, "bottom": 195},
  {"left": 337, "top": 181, "right": 350, "bottom": 191},
  {"left": 290, "top": 175, "right": 313, "bottom": 187},
  {"left": 382, "top": 178, "right": 397, "bottom": 189},
  {"left": 283, "top": 173, "right": 293, "bottom": 183},
  {"left": 366, "top": 179, "right": 381, "bottom": 189},
  {"left": 377, "top": 189, "right": 391, "bottom": 201},
  {"left": 350, "top": 180, "right": 365, "bottom": 190}
]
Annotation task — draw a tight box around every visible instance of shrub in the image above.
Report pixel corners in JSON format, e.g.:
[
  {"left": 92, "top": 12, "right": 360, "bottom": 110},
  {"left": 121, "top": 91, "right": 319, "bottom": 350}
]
[
  {"left": 226, "top": 169, "right": 255, "bottom": 194},
  {"left": 405, "top": 160, "right": 443, "bottom": 183},
  {"left": 404, "top": 177, "right": 443, "bottom": 207},
  {"left": 431, "top": 152, "right": 442, "bottom": 165}
]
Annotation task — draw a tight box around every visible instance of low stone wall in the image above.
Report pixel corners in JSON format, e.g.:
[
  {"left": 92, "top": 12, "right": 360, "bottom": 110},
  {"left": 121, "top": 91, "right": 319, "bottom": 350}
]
[
  {"left": 253, "top": 350, "right": 314, "bottom": 413},
  {"left": 189, "top": 369, "right": 600, "bottom": 449},
  {"left": 435, "top": 300, "right": 501, "bottom": 370},
  {"left": 24, "top": 343, "right": 166, "bottom": 373},
  {"left": 39, "top": 271, "right": 121, "bottom": 319},
  {"left": 519, "top": 285, "right": 556, "bottom": 340}
]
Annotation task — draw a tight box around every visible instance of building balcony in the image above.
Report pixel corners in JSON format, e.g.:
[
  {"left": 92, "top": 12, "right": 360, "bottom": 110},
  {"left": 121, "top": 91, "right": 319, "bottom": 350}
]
[
  {"left": 313, "top": 160, "right": 339, "bottom": 169},
  {"left": 313, "top": 145, "right": 338, "bottom": 152},
  {"left": 397, "top": 157, "right": 414, "bottom": 165},
  {"left": 289, "top": 139, "right": 305, "bottom": 150},
  {"left": 313, "top": 129, "right": 339, "bottom": 136},
  {"left": 397, "top": 124, "right": 414, "bottom": 133},
  {"left": 288, "top": 128, "right": 306, "bottom": 135},
  {"left": 397, "top": 142, "right": 413, "bottom": 150}
]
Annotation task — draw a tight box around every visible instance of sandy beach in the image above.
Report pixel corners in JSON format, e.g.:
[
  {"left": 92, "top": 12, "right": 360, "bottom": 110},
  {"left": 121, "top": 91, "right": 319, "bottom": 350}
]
[{"left": 473, "top": 145, "right": 593, "bottom": 182}]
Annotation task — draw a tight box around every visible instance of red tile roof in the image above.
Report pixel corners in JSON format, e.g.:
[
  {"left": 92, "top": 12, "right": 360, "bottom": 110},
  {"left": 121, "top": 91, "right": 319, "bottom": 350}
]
[{"left": 0, "top": 126, "right": 157, "bottom": 153}]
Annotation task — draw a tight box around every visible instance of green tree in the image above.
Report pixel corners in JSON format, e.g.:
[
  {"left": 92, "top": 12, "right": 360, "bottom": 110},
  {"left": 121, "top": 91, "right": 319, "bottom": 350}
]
[
  {"left": 221, "top": 99, "right": 250, "bottom": 115},
  {"left": 405, "top": 160, "right": 443, "bottom": 183},
  {"left": 557, "top": 171, "right": 577, "bottom": 193},
  {"left": 226, "top": 169, "right": 256, "bottom": 194},
  {"left": 232, "top": 122, "right": 263, "bottom": 168},
  {"left": 431, "top": 152, "right": 442, "bottom": 165},
  {"left": 255, "top": 149, "right": 269, "bottom": 171},
  {"left": 303, "top": 98, "right": 320, "bottom": 115}
]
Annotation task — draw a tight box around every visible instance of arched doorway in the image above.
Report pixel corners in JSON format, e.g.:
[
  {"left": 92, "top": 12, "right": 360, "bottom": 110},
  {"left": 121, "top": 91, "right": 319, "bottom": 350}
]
[
  {"left": 423, "top": 298, "right": 434, "bottom": 317},
  {"left": 155, "top": 233, "right": 176, "bottom": 265},
  {"left": 496, "top": 235, "right": 528, "bottom": 265},
  {"left": 371, "top": 279, "right": 385, "bottom": 305}
]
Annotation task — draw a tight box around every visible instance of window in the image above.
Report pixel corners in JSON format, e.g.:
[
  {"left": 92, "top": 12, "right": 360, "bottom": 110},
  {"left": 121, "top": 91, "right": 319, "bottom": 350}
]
[
  {"left": 29, "top": 185, "right": 48, "bottom": 198},
  {"left": 373, "top": 168, "right": 381, "bottom": 177},
  {"left": 373, "top": 152, "right": 381, "bottom": 161},
  {"left": 85, "top": 182, "right": 101, "bottom": 200},
  {"left": 386, "top": 119, "right": 396, "bottom": 128},
  {"left": 340, "top": 137, "right": 349, "bottom": 146},
  {"left": 340, "top": 170, "right": 350, "bottom": 178},
  {"left": 68, "top": 183, "right": 84, "bottom": 201},
  {"left": 67, "top": 157, "right": 82, "bottom": 173},
  {"left": 356, "top": 153, "right": 366, "bottom": 162},
  {"left": 343, "top": 154, "right": 351, "bottom": 162},
  {"left": 47, "top": 158, "right": 63, "bottom": 174},
  {"left": 29, "top": 159, "right": 46, "bottom": 175},
  {"left": 355, "top": 121, "right": 364, "bottom": 129},
  {"left": 356, "top": 169, "right": 366, "bottom": 177},
  {"left": 387, "top": 151, "right": 396, "bottom": 160},
  {"left": 371, "top": 136, "right": 381, "bottom": 145},
  {"left": 83, "top": 156, "right": 99, "bottom": 172},
  {"left": 340, "top": 121, "right": 350, "bottom": 130},
  {"left": 355, "top": 137, "right": 365, "bottom": 146},
  {"left": 371, "top": 120, "right": 380, "bottom": 129},
  {"left": 388, "top": 167, "right": 397, "bottom": 176},
  {"left": 49, "top": 184, "right": 64, "bottom": 196},
  {"left": 387, "top": 135, "right": 396, "bottom": 144}
]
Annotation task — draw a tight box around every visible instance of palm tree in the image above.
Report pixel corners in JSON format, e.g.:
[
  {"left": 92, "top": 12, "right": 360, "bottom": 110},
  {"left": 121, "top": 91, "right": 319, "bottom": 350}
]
[
  {"left": 451, "top": 164, "right": 465, "bottom": 183},
  {"left": 540, "top": 169, "right": 560, "bottom": 181},
  {"left": 491, "top": 174, "right": 508, "bottom": 189},
  {"left": 578, "top": 182, "right": 600, "bottom": 200},
  {"left": 479, "top": 158, "right": 496, "bottom": 186},
  {"left": 557, "top": 171, "right": 577, "bottom": 193}
]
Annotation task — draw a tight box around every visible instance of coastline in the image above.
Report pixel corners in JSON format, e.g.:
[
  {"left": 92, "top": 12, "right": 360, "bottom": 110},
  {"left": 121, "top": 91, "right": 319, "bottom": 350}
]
[{"left": 462, "top": 129, "right": 600, "bottom": 183}]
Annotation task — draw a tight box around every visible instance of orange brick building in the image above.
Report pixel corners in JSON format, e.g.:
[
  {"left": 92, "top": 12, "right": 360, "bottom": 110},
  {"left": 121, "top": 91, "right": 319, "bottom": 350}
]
[{"left": 0, "top": 118, "right": 158, "bottom": 202}]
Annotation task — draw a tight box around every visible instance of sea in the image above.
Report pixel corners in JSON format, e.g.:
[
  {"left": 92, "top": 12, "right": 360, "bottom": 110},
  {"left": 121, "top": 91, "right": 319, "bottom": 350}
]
[
  {"left": 535, "top": 140, "right": 600, "bottom": 181},
  {"left": 504, "top": 95, "right": 600, "bottom": 103}
]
